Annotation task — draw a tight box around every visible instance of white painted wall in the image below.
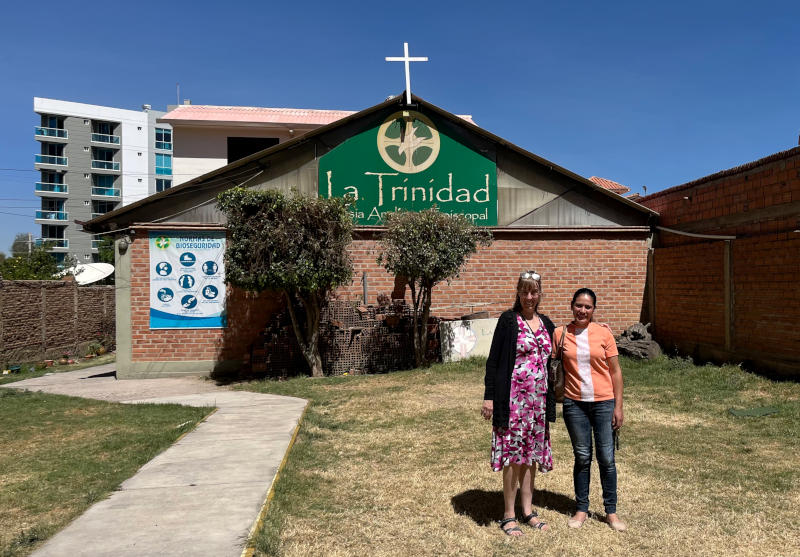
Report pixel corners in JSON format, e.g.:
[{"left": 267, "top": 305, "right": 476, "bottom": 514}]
[{"left": 171, "top": 125, "right": 302, "bottom": 186}]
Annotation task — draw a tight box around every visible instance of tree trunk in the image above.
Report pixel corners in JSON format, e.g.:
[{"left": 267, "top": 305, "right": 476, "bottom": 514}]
[
  {"left": 284, "top": 290, "right": 325, "bottom": 377},
  {"left": 409, "top": 280, "right": 431, "bottom": 368}
]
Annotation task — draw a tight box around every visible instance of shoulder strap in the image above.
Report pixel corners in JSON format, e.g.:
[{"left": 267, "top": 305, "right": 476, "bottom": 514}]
[{"left": 555, "top": 325, "right": 567, "bottom": 355}]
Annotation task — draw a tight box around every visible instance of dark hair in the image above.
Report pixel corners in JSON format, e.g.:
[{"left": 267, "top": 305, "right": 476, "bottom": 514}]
[
  {"left": 512, "top": 276, "right": 542, "bottom": 313},
  {"left": 571, "top": 288, "right": 597, "bottom": 307}
]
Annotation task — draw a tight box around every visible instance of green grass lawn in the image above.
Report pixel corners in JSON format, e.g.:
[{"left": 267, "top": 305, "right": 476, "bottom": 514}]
[
  {"left": 0, "top": 354, "right": 116, "bottom": 386},
  {"left": 238, "top": 356, "right": 800, "bottom": 557},
  {"left": 0, "top": 388, "right": 212, "bottom": 557}
]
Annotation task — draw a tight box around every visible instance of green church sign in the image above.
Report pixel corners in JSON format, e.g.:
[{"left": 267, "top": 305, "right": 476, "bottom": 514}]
[{"left": 319, "top": 110, "right": 497, "bottom": 226}]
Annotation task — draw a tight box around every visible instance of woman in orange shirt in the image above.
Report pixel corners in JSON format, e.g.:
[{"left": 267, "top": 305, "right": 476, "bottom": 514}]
[{"left": 553, "top": 288, "right": 626, "bottom": 532}]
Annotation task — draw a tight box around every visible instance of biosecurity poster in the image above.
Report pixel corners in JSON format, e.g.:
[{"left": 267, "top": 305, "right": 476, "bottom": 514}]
[{"left": 149, "top": 231, "right": 226, "bottom": 329}]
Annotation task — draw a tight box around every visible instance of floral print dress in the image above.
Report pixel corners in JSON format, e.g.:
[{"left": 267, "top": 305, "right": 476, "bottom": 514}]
[{"left": 490, "top": 314, "right": 553, "bottom": 472}]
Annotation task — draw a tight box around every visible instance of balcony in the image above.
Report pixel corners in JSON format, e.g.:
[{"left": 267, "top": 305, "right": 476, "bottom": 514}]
[
  {"left": 35, "top": 210, "right": 68, "bottom": 221},
  {"left": 35, "top": 182, "right": 68, "bottom": 195},
  {"left": 35, "top": 154, "right": 67, "bottom": 166},
  {"left": 91, "top": 133, "right": 120, "bottom": 145},
  {"left": 35, "top": 126, "right": 68, "bottom": 139},
  {"left": 35, "top": 238, "right": 69, "bottom": 249},
  {"left": 91, "top": 160, "right": 120, "bottom": 171},
  {"left": 91, "top": 186, "right": 120, "bottom": 198}
]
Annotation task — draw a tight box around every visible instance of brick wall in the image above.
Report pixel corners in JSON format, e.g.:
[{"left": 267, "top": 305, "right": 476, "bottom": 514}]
[
  {"left": 0, "top": 280, "right": 114, "bottom": 364},
  {"left": 343, "top": 231, "right": 650, "bottom": 332},
  {"left": 640, "top": 147, "right": 800, "bottom": 374},
  {"left": 128, "top": 234, "right": 283, "bottom": 363},
  {"left": 733, "top": 233, "right": 799, "bottom": 361},
  {"left": 651, "top": 243, "right": 726, "bottom": 347},
  {"left": 126, "top": 228, "right": 650, "bottom": 366},
  {"left": 642, "top": 148, "right": 799, "bottom": 243}
]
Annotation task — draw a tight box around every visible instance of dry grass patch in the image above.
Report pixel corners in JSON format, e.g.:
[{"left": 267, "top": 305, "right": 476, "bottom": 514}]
[{"left": 241, "top": 357, "right": 800, "bottom": 557}]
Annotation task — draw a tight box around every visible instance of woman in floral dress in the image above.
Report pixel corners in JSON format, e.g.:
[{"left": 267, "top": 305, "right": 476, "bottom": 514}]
[{"left": 482, "top": 271, "right": 557, "bottom": 536}]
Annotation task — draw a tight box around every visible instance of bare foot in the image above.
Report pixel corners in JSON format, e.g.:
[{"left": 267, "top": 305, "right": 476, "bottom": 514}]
[
  {"left": 568, "top": 511, "right": 588, "bottom": 528},
  {"left": 606, "top": 513, "right": 627, "bottom": 531}
]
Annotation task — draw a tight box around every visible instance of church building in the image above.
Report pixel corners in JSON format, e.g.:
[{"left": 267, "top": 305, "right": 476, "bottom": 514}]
[{"left": 84, "top": 92, "right": 655, "bottom": 378}]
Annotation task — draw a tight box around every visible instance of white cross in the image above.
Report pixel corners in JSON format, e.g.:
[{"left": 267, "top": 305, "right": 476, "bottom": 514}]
[{"left": 385, "top": 42, "right": 428, "bottom": 105}]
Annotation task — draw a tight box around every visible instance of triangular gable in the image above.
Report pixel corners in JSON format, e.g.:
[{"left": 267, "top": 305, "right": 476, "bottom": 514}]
[{"left": 83, "top": 94, "right": 654, "bottom": 234}]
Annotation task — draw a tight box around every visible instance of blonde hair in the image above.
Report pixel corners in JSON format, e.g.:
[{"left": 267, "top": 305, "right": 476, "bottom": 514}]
[{"left": 513, "top": 276, "right": 543, "bottom": 313}]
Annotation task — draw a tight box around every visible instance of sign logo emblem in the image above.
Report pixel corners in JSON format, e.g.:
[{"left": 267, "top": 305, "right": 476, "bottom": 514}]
[
  {"left": 155, "top": 262, "right": 172, "bottom": 276},
  {"left": 179, "top": 252, "right": 196, "bottom": 266},
  {"left": 377, "top": 111, "right": 440, "bottom": 173},
  {"left": 157, "top": 288, "right": 174, "bottom": 302},
  {"left": 202, "top": 261, "right": 218, "bottom": 275},
  {"left": 178, "top": 274, "right": 195, "bottom": 289},
  {"left": 155, "top": 236, "right": 170, "bottom": 249}
]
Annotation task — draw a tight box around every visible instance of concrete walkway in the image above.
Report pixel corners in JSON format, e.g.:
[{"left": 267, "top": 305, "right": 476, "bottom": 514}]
[{"left": 2, "top": 364, "right": 307, "bottom": 557}]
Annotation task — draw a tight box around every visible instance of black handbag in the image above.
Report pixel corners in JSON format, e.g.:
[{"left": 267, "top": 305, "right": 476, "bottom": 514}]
[{"left": 549, "top": 326, "right": 567, "bottom": 403}]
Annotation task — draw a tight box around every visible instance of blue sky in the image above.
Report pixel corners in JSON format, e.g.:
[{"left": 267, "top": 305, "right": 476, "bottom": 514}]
[{"left": 1, "top": 0, "right": 798, "bottom": 254}]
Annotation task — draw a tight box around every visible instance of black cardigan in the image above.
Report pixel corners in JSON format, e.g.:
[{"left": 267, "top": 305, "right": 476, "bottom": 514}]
[{"left": 484, "top": 310, "right": 557, "bottom": 427}]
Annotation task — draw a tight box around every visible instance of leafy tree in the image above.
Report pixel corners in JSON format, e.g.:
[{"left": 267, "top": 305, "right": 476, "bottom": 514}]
[
  {"left": 97, "top": 236, "right": 115, "bottom": 264},
  {"left": 0, "top": 242, "right": 61, "bottom": 279},
  {"left": 217, "top": 187, "right": 353, "bottom": 377},
  {"left": 11, "top": 233, "right": 32, "bottom": 256},
  {"left": 377, "top": 209, "right": 493, "bottom": 367}
]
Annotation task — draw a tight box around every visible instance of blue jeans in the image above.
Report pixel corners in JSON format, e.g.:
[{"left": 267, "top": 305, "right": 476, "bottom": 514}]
[{"left": 562, "top": 397, "right": 617, "bottom": 514}]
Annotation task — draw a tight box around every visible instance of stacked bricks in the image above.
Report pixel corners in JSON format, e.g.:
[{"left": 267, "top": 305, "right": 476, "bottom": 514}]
[{"left": 639, "top": 147, "right": 800, "bottom": 372}]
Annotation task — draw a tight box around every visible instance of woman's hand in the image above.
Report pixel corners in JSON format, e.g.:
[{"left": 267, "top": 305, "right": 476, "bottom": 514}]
[
  {"left": 612, "top": 406, "right": 624, "bottom": 430},
  {"left": 481, "top": 400, "right": 493, "bottom": 421}
]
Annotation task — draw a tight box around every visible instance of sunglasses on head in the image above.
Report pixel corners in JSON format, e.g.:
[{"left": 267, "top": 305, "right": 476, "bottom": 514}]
[{"left": 520, "top": 271, "right": 540, "bottom": 280}]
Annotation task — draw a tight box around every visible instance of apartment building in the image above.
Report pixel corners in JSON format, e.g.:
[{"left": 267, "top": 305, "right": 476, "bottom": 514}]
[{"left": 33, "top": 98, "right": 173, "bottom": 263}]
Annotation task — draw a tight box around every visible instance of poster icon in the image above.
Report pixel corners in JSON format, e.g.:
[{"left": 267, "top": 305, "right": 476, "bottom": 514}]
[
  {"left": 156, "top": 262, "right": 172, "bottom": 276},
  {"left": 178, "top": 274, "right": 195, "bottom": 289},
  {"left": 202, "top": 261, "right": 218, "bottom": 275},
  {"left": 149, "top": 231, "right": 226, "bottom": 329},
  {"left": 157, "top": 288, "right": 174, "bottom": 302},
  {"left": 202, "top": 285, "right": 219, "bottom": 299},
  {"left": 179, "top": 252, "right": 196, "bottom": 266}
]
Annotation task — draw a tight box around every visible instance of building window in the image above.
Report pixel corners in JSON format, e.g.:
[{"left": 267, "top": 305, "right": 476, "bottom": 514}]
[
  {"left": 156, "top": 179, "right": 172, "bottom": 192},
  {"left": 155, "top": 128, "right": 172, "bottom": 150},
  {"left": 155, "top": 153, "right": 172, "bottom": 175},
  {"left": 227, "top": 137, "right": 279, "bottom": 163}
]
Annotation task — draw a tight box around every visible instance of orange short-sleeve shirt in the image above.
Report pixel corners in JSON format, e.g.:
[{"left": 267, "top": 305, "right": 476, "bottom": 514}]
[{"left": 554, "top": 322, "right": 618, "bottom": 402}]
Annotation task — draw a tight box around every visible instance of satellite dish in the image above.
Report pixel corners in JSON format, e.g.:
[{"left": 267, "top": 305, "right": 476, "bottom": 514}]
[{"left": 56, "top": 263, "right": 115, "bottom": 285}]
